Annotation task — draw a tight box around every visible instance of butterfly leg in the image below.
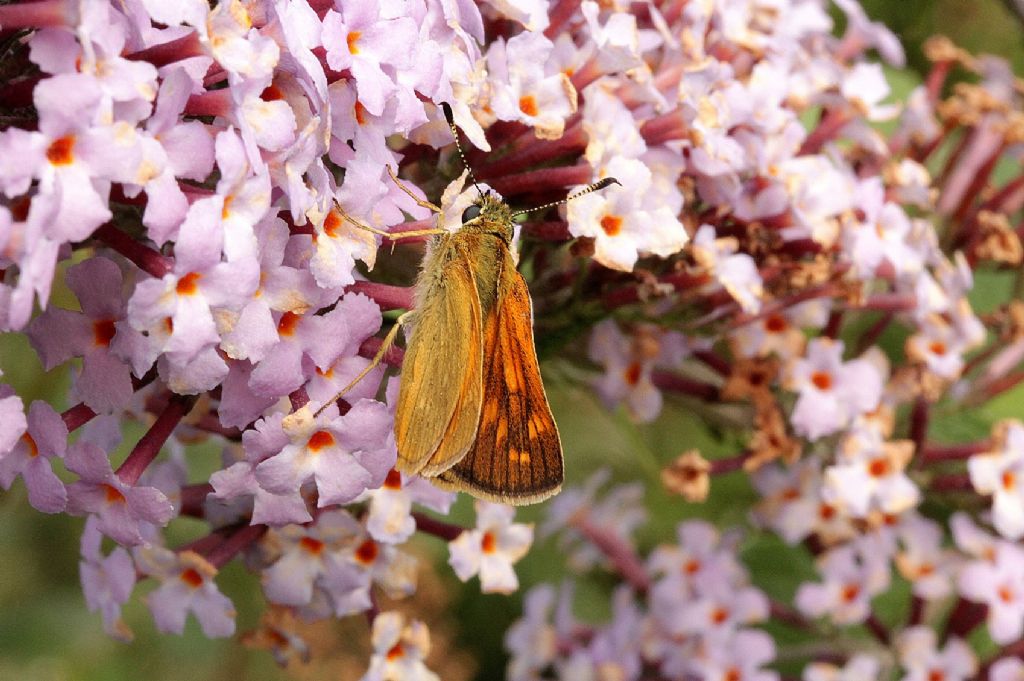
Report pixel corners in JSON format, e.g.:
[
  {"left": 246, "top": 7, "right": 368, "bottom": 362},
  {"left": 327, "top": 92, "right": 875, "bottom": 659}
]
[
  {"left": 313, "top": 311, "right": 416, "bottom": 417},
  {"left": 387, "top": 164, "right": 442, "bottom": 213}
]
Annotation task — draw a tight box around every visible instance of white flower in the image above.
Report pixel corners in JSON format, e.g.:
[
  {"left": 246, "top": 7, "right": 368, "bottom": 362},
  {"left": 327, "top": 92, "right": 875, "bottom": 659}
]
[
  {"left": 968, "top": 420, "right": 1024, "bottom": 539},
  {"left": 786, "top": 338, "right": 884, "bottom": 441},
  {"left": 362, "top": 612, "right": 439, "bottom": 681},
  {"left": 448, "top": 500, "right": 533, "bottom": 594},
  {"left": 691, "top": 224, "right": 764, "bottom": 313}
]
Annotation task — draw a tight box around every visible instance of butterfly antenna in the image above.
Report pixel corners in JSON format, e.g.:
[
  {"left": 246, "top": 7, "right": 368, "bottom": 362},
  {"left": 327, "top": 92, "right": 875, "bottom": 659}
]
[
  {"left": 511, "top": 176, "right": 621, "bottom": 218},
  {"left": 440, "top": 102, "right": 485, "bottom": 197}
]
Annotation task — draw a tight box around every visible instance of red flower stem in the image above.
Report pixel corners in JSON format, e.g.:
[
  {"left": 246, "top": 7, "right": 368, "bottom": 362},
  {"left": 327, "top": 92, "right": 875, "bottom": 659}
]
[
  {"left": 569, "top": 57, "right": 605, "bottom": 92},
  {"left": 0, "top": 0, "right": 70, "bottom": 30},
  {"left": 640, "top": 110, "right": 688, "bottom": 146},
  {"left": 925, "top": 60, "right": 953, "bottom": 104},
  {"left": 345, "top": 281, "right": 414, "bottom": 311},
  {"left": 930, "top": 473, "right": 973, "bottom": 492},
  {"left": 544, "top": 0, "right": 582, "bottom": 38},
  {"left": 798, "top": 109, "right": 852, "bottom": 155},
  {"left": 651, "top": 370, "right": 719, "bottom": 401},
  {"left": 62, "top": 403, "right": 97, "bottom": 432},
  {"left": 522, "top": 221, "right": 572, "bottom": 241},
  {"left": 125, "top": 30, "right": 203, "bottom": 68},
  {"left": 412, "top": 511, "right": 464, "bottom": 541},
  {"left": 176, "top": 530, "right": 230, "bottom": 558},
  {"left": 359, "top": 336, "right": 404, "bottom": 367},
  {"left": 822, "top": 310, "right": 844, "bottom": 339},
  {"left": 921, "top": 441, "right": 991, "bottom": 463},
  {"left": 709, "top": 452, "right": 750, "bottom": 475},
  {"left": 983, "top": 370, "right": 1024, "bottom": 400},
  {"left": 770, "top": 599, "right": 813, "bottom": 630},
  {"left": 907, "top": 595, "right": 925, "bottom": 627},
  {"left": 693, "top": 349, "right": 731, "bottom": 377},
  {"left": 934, "top": 126, "right": 974, "bottom": 195},
  {"left": 289, "top": 387, "right": 310, "bottom": 412},
  {"left": 945, "top": 597, "right": 988, "bottom": 641},
  {"left": 477, "top": 124, "right": 587, "bottom": 179},
  {"left": 206, "top": 523, "right": 268, "bottom": 570},
  {"left": 0, "top": 76, "right": 39, "bottom": 109},
  {"left": 730, "top": 281, "right": 844, "bottom": 330},
  {"left": 979, "top": 173, "right": 1024, "bottom": 216},
  {"left": 93, "top": 223, "right": 173, "bottom": 279},
  {"left": 913, "top": 120, "right": 955, "bottom": 165},
  {"left": 952, "top": 142, "right": 1007, "bottom": 226},
  {"left": 192, "top": 413, "right": 243, "bottom": 441},
  {"left": 961, "top": 342, "right": 999, "bottom": 377},
  {"left": 487, "top": 164, "right": 593, "bottom": 198},
  {"left": 855, "top": 311, "right": 895, "bottom": 355},
  {"left": 865, "top": 613, "right": 890, "bottom": 645},
  {"left": 851, "top": 293, "right": 917, "bottom": 312},
  {"left": 116, "top": 394, "right": 197, "bottom": 485},
  {"left": 570, "top": 513, "right": 650, "bottom": 593},
  {"left": 179, "top": 483, "right": 213, "bottom": 519},
  {"left": 186, "top": 89, "right": 232, "bottom": 118},
  {"left": 602, "top": 271, "right": 711, "bottom": 309},
  {"left": 909, "top": 397, "right": 929, "bottom": 461}
]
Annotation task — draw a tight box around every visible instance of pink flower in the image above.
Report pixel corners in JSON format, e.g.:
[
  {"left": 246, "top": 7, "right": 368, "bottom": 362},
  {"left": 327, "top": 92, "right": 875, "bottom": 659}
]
[
  {"left": 0, "top": 400, "right": 67, "bottom": 513},
  {"left": 134, "top": 545, "right": 236, "bottom": 638},
  {"left": 65, "top": 441, "right": 174, "bottom": 545}
]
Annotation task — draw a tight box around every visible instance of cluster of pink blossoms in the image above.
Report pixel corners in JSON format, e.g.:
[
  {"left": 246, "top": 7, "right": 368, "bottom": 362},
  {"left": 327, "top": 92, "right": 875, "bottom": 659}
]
[{"left": 1, "top": 0, "right": 1024, "bottom": 678}]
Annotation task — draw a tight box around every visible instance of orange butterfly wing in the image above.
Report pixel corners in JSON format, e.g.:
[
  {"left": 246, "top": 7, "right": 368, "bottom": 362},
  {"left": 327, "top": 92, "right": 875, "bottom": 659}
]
[{"left": 433, "top": 250, "right": 563, "bottom": 504}]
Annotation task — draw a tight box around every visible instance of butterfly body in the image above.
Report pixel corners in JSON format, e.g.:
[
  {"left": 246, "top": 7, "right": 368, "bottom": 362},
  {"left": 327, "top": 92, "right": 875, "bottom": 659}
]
[{"left": 394, "top": 192, "right": 564, "bottom": 505}]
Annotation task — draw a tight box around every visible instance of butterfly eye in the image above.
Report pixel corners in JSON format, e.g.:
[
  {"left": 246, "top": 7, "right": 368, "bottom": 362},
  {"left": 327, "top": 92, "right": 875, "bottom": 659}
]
[{"left": 461, "top": 205, "right": 482, "bottom": 223}]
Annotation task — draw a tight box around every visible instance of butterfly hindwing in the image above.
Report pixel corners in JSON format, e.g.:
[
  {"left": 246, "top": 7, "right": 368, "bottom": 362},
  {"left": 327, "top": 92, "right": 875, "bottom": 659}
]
[{"left": 433, "top": 250, "right": 563, "bottom": 504}]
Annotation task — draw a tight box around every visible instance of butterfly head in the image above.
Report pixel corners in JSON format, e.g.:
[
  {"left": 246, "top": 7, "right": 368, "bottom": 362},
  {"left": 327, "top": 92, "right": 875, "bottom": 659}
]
[{"left": 460, "top": 190, "right": 514, "bottom": 243}]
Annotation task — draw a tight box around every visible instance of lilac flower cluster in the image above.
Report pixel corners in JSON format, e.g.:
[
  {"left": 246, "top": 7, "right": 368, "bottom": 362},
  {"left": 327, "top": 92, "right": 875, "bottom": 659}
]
[{"left": 1, "top": 0, "right": 1023, "bottom": 678}]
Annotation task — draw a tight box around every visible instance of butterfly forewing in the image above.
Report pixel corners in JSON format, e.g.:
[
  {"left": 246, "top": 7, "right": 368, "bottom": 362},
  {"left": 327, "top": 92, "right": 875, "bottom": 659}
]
[
  {"left": 433, "top": 252, "right": 564, "bottom": 504},
  {"left": 394, "top": 236, "right": 485, "bottom": 476}
]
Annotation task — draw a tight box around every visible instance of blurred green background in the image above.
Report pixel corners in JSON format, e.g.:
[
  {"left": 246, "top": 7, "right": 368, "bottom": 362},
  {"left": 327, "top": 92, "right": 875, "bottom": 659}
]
[{"left": 2, "top": 1, "right": 1024, "bottom": 680}]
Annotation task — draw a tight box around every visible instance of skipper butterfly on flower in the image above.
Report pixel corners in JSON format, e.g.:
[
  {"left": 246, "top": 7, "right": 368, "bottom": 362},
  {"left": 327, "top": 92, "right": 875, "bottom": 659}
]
[{"left": 322, "top": 103, "right": 617, "bottom": 505}]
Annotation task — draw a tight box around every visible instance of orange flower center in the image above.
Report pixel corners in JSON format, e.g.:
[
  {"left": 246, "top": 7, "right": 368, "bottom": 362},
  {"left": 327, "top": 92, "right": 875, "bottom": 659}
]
[
  {"left": 624, "top": 361, "right": 642, "bottom": 386},
  {"left": 867, "top": 457, "right": 890, "bottom": 477},
  {"left": 93, "top": 318, "right": 117, "bottom": 347},
  {"left": 324, "top": 210, "right": 343, "bottom": 237},
  {"left": 104, "top": 484, "right": 127, "bottom": 504},
  {"left": 21, "top": 433, "right": 39, "bottom": 457},
  {"left": 841, "top": 583, "right": 860, "bottom": 603},
  {"left": 481, "top": 531, "right": 497, "bottom": 554},
  {"left": 260, "top": 84, "right": 284, "bottom": 101},
  {"left": 764, "top": 314, "right": 788, "bottom": 333},
  {"left": 277, "top": 311, "right": 301, "bottom": 336},
  {"left": 46, "top": 135, "right": 76, "bottom": 165},
  {"left": 354, "top": 101, "right": 367, "bottom": 126},
  {"left": 180, "top": 568, "right": 204, "bottom": 588},
  {"left": 518, "top": 94, "right": 538, "bottom": 117},
  {"left": 299, "top": 537, "right": 324, "bottom": 555},
  {"left": 307, "top": 430, "right": 335, "bottom": 452},
  {"left": 600, "top": 214, "right": 623, "bottom": 236},
  {"left": 176, "top": 272, "right": 201, "bottom": 295},
  {"left": 810, "top": 371, "right": 833, "bottom": 391},
  {"left": 383, "top": 469, "right": 403, "bottom": 489},
  {"left": 347, "top": 31, "right": 361, "bottom": 54},
  {"left": 355, "top": 538, "right": 378, "bottom": 564}
]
